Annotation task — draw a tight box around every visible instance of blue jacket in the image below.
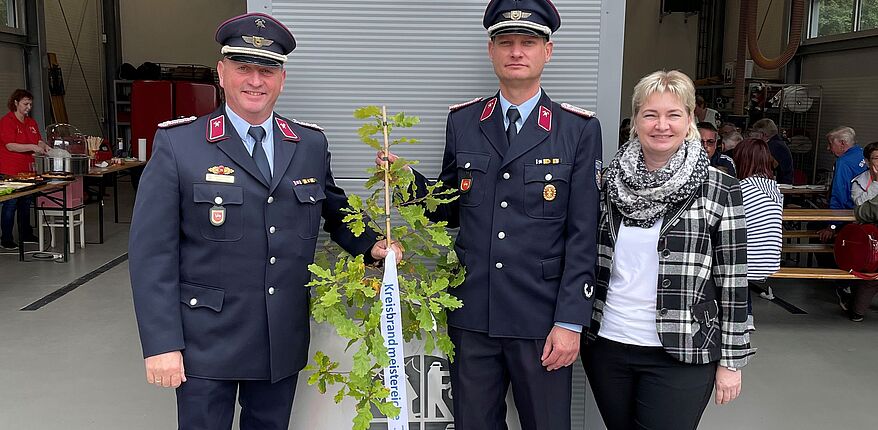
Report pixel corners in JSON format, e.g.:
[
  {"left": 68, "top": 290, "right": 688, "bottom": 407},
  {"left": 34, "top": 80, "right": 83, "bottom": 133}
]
[
  {"left": 830, "top": 145, "right": 867, "bottom": 209},
  {"left": 129, "top": 106, "right": 376, "bottom": 382},
  {"left": 413, "top": 91, "right": 602, "bottom": 338}
]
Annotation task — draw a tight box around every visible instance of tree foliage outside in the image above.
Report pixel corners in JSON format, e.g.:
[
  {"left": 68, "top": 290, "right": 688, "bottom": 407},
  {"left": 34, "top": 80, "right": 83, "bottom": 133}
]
[
  {"left": 816, "top": 0, "right": 855, "bottom": 36},
  {"left": 814, "top": 0, "right": 878, "bottom": 36},
  {"left": 861, "top": 0, "right": 878, "bottom": 31},
  {"left": 0, "top": 0, "right": 9, "bottom": 28},
  {"left": 305, "top": 106, "right": 464, "bottom": 430}
]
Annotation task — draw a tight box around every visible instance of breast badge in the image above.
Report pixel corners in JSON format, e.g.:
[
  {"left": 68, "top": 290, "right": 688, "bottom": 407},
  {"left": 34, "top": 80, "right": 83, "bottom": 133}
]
[
  {"left": 543, "top": 184, "right": 557, "bottom": 201},
  {"left": 210, "top": 205, "right": 226, "bottom": 226}
]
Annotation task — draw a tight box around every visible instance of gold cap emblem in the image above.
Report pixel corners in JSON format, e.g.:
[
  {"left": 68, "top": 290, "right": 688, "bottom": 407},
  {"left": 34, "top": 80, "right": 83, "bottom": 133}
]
[
  {"left": 243, "top": 35, "right": 275, "bottom": 48},
  {"left": 503, "top": 10, "right": 532, "bottom": 21}
]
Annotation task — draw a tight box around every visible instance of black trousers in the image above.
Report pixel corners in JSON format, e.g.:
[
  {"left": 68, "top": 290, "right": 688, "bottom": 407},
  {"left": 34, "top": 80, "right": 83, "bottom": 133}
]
[
  {"left": 449, "top": 326, "right": 572, "bottom": 430},
  {"left": 582, "top": 336, "right": 715, "bottom": 430},
  {"left": 175, "top": 373, "right": 298, "bottom": 430}
]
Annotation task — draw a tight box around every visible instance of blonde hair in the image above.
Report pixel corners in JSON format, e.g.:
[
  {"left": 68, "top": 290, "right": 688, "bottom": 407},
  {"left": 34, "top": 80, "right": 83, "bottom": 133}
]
[{"left": 630, "top": 70, "right": 700, "bottom": 142}]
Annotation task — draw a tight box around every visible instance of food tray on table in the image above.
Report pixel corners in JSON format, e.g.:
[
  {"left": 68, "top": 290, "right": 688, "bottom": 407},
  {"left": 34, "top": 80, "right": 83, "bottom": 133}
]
[{"left": 0, "top": 178, "right": 49, "bottom": 196}]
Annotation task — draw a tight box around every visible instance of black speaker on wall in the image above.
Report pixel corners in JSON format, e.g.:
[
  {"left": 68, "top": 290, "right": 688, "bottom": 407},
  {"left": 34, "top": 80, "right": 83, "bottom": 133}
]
[{"left": 662, "top": 0, "right": 700, "bottom": 14}]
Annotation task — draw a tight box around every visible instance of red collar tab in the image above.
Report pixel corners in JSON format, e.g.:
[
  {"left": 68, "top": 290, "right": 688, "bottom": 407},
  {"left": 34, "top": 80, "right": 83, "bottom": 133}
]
[
  {"left": 275, "top": 118, "right": 300, "bottom": 141},
  {"left": 480, "top": 98, "right": 498, "bottom": 122},
  {"left": 207, "top": 115, "right": 228, "bottom": 143},
  {"left": 538, "top": 106, "right": 552, "bottom": 132}
]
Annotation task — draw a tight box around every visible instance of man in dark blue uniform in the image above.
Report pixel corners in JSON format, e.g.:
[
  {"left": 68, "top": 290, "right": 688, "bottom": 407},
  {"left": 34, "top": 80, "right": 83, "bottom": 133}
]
[
  {"left": 129, "top": 13, "right": 399, "bottom": 430},
  {"left": 379, "top": 1, "right": 601, "bottom": 428}
]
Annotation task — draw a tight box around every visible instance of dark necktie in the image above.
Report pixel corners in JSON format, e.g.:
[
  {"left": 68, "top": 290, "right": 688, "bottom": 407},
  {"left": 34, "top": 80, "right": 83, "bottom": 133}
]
[
  {"left": 248, "top": 126, "right": 271, "bottom": 181},
  {"left": 506, "top": 107, "right": 521, "bottom": 148}
]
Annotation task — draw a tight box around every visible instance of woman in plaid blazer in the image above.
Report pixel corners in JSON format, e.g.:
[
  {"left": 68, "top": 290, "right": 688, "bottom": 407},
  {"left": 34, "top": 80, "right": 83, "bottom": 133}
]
[{"left": 581, "top": 70, "right": 755, "bottom": 430}]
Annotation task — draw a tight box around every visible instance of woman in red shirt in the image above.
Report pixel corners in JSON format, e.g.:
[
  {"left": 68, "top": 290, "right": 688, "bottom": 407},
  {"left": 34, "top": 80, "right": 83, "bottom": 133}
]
[{"left": 1, "top": 89, "right": 49, "bottom": 249}]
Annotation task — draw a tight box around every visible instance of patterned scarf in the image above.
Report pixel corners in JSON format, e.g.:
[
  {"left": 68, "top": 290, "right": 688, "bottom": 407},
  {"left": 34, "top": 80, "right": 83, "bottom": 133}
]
[{"left": 605, "top": 137, "right": 709, "bottom": 228}]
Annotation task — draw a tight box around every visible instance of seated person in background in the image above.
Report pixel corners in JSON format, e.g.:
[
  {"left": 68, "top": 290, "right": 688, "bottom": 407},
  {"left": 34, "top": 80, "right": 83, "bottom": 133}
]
[
  {"left": 722, "top": 131, "right": 743, "bottom": 159},
  {"left": 719, "top": 121, "right": 738, "bottom": 137},
  {"left": 695, "top": 95, "right": 720, "bottom": 128},
  {"left": 817, "top": 126, "right": 867, "bottom": 243},
  {"left": 735, "top": 138, "right": 784, "bottom": 331},
  {"left": 843, "top": 141, "right": 878, "bottom": 322},
  {"left": 750, "top": 118, "right": 794, "bottom": 185},
  {"left": 699, "top": 122, "right": 736, "bottom": 177}
]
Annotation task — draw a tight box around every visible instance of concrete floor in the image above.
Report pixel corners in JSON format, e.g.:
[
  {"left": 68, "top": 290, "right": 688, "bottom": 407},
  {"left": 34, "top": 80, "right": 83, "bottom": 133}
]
[{"left": 1, "top": 182, "right": 876, "bottom": 429}]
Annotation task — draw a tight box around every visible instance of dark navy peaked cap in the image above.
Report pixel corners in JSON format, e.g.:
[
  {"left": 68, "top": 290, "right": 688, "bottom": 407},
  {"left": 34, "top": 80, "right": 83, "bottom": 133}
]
[
  {"left": 215, "top": 12, "right": 296, "bottom": 67},
  {"left": 483, "top": 0, "right": 561, "bottom": 39}
]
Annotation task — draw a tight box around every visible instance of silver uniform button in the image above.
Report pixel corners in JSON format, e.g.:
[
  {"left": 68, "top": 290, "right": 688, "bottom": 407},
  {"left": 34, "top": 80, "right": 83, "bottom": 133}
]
[
  {"left": 214, "top": 196, "right": 223, "bottom": 205},
  {"left": 269, "top": 257, "right": 277, "bottom": 264},
  {"left": 189, "top": 298, "right": 198, "bottom": 306},
  {"left": 269, "top": 226, "right": 276, "bottom": 234},
  {"left": 464, "top": 162, "right": 471, "bottom": 169},
  {"left": 268, "top": 287, "right": 276, "bottom": 295},
  {"left": 500, "top": 201, "right": 508, "bottom": 208},
  {"left": 267, "top": 196, "right": 274, "bottom": 204},
  {"left": 545, "top": 173, "right": 553, "bottom": 181},
  {"left": 495, "top": 262, "right": 503, "bottom": 269},
  {"left": 309, "top": 196, "right": 316, "bottom": 202},
  {"left": 498, "top": 232, "right": 506, "bottom": 239},
  {"left": 503, "top": 172, "right": 510, "bottom": 180}
]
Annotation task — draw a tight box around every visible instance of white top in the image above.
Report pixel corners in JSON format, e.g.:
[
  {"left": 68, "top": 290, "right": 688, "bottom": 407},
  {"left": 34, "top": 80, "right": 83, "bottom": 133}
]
[
  {"left": 598, "top": 219, "right": 663, "bottom": 347},
  {"left": 740, "top": 176, "right": 783, "bottom": 280}
]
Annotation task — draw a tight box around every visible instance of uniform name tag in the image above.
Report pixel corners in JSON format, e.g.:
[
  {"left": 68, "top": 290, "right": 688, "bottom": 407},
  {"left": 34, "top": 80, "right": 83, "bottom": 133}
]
[{"left": 206, "top": 173, "right": 235, "bottom": 184}]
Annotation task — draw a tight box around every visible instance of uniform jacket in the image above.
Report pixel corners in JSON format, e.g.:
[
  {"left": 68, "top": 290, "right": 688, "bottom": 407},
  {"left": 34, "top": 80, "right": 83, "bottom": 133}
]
[
  {"left": 129, "top": 106, "right": 376, "bottom": 382},
  {"left": 585, "top": 168, "right": 755, "bottom": 369},
  {"left": 413, "top": 90, "right": 602, "bottom": 339}
]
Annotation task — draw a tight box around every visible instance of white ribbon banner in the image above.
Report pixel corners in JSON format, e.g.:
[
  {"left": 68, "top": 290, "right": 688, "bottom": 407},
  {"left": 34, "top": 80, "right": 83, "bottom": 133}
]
[{"left": 380, "top": 248, "right": 409, "bottom": 429}]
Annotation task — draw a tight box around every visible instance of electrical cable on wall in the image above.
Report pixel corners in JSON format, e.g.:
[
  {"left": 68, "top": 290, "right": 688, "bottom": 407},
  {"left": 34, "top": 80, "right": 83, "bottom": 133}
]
[{"left": 57, "top": 0, "right": 105, "bottom": 135}]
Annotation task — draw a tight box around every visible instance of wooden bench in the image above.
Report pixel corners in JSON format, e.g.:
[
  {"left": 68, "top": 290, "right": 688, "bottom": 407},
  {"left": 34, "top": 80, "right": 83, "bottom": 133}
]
[
  {"left": 769, "top": 267, "right": 872, "bottom": 280},
  {"left": 783, "top": 230, "right": 820, "bottom": 239},
  {"left": 781, "top": 243, "right": 834, "bottom": 253}
]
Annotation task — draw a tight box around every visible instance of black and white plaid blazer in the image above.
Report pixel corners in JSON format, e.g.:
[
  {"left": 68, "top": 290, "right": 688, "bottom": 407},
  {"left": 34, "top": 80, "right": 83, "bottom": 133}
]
[{"left": 585, "top": 168, "right": 756, "bottom": 369}]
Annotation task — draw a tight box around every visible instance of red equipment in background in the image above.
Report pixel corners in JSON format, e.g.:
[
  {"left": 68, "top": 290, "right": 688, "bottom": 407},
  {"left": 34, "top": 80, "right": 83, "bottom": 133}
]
[{"left": 131, "top": 81, "right": 219, "bottom": 160}]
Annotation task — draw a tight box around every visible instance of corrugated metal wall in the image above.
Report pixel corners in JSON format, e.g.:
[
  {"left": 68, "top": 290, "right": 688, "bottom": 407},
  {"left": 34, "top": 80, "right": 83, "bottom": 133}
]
[
  {"left": 272, "top": 0, "right": 603, "bottom": 180},
  {"left": 44, "top": 0, "right": 105, "bottom": 136},
  {"left": 0, "top": 43, "right": 26, "bottom": 101},
  {"left": 801, "top": 47, "right": 878, "bottom": 175}
]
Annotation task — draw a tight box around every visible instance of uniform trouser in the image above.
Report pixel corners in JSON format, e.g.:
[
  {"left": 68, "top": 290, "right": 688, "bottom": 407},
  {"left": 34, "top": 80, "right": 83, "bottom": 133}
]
[
  {"left": 448, "top": 326, "right": 572, "bottom": 430},
  {"left": 582, "top": 336, "right": 715, "bottom": 430},
  {"left": 175, "top": 373, "right": 298, "bottom": 430}
]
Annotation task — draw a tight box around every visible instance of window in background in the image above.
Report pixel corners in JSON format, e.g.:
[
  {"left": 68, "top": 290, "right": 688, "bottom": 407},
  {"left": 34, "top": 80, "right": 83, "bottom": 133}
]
[
  {"left": 812, "top": 0, "right": 856, "bottom": 37},
  {"left": 1, "top": 0, "right": 10, "bottom": 28},
  {"left": 860, "top": 0, "right": 878, "bottom": 30}
]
